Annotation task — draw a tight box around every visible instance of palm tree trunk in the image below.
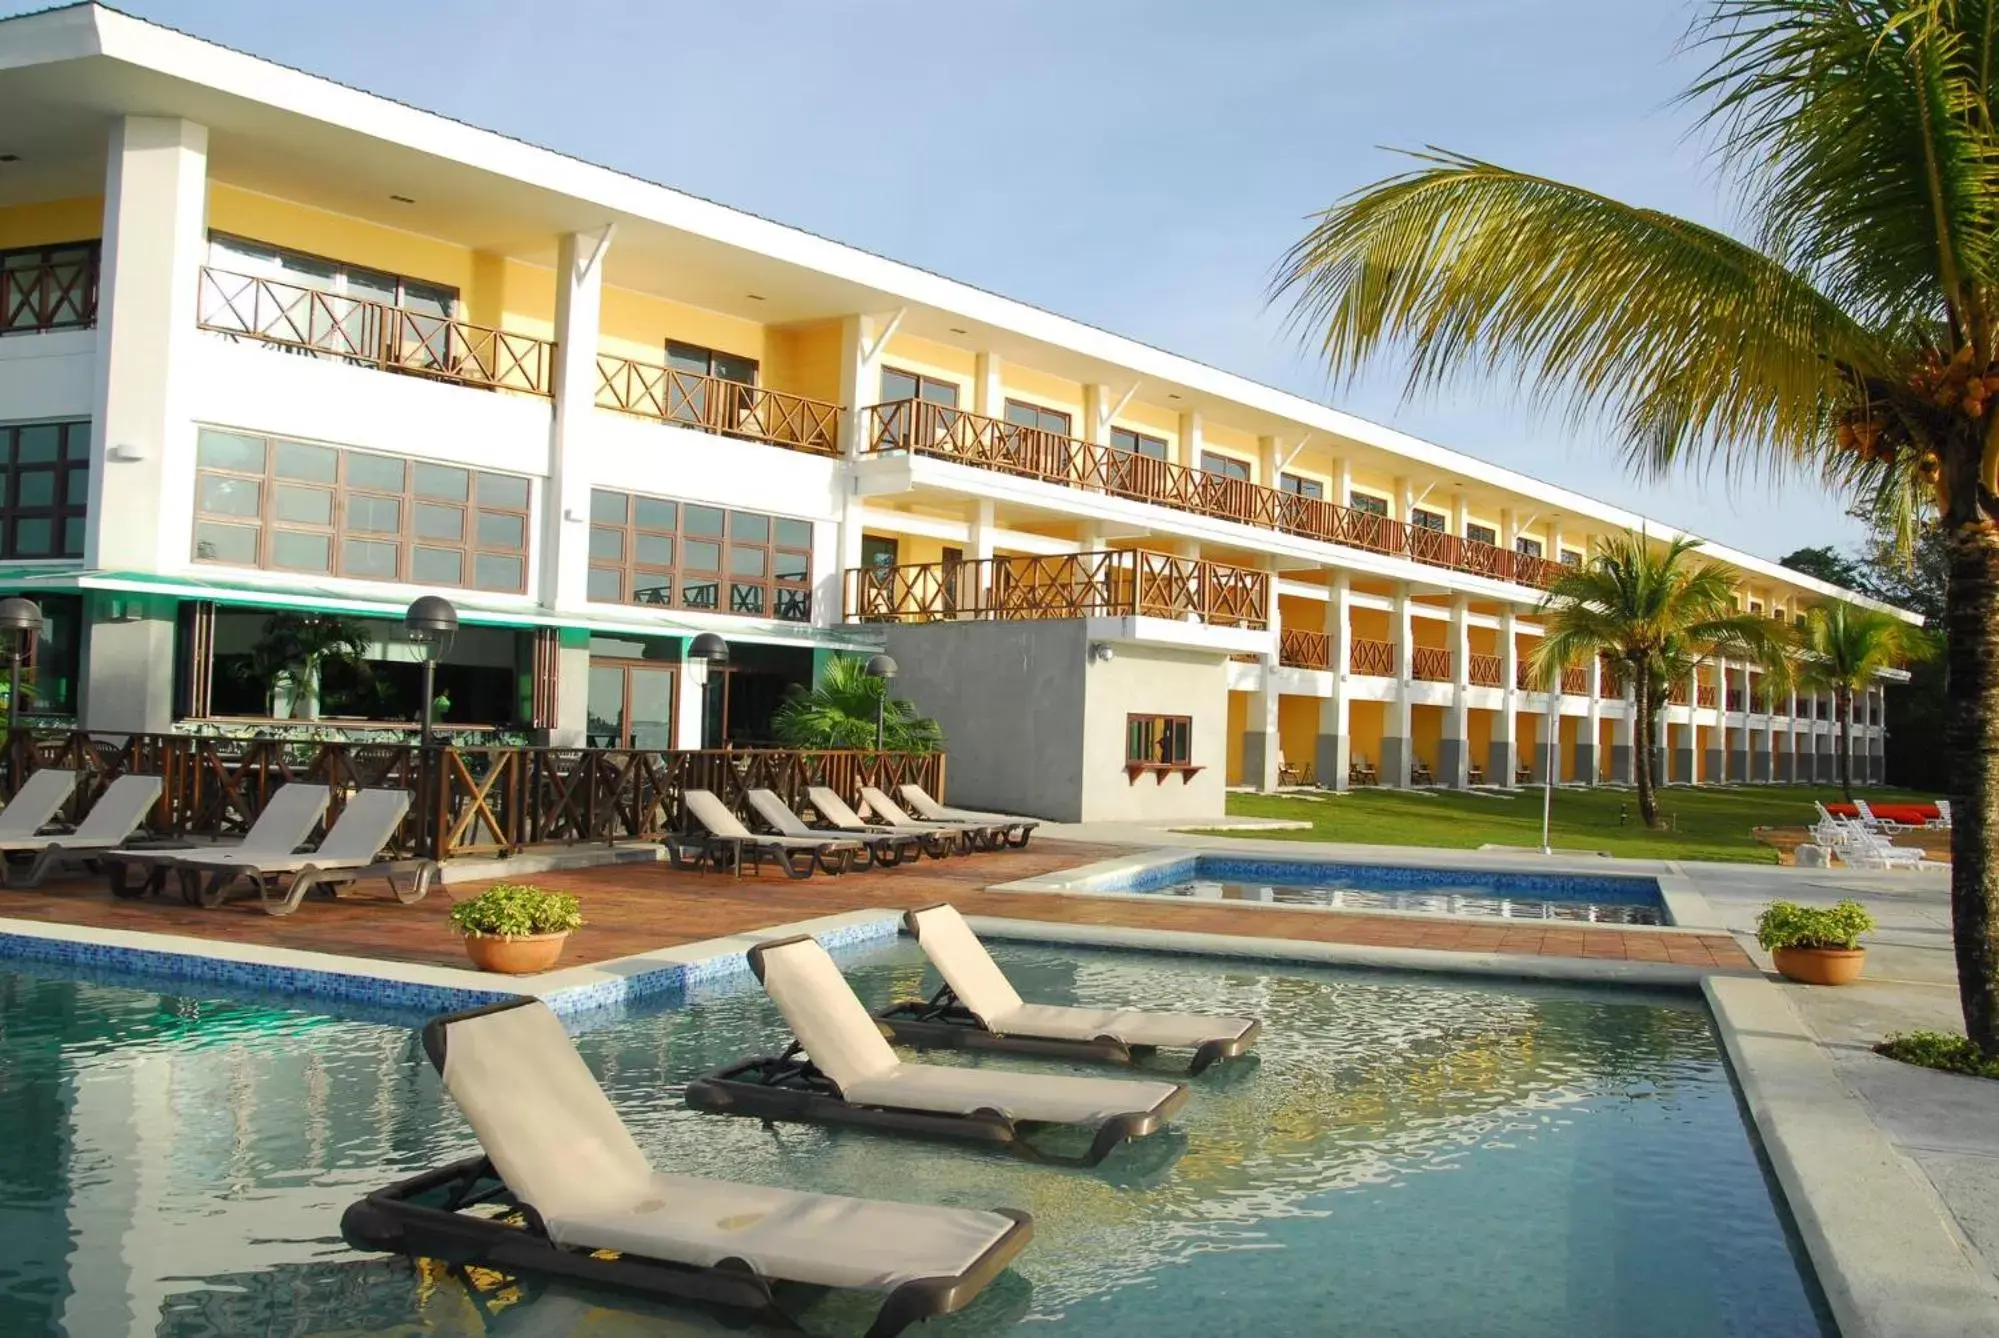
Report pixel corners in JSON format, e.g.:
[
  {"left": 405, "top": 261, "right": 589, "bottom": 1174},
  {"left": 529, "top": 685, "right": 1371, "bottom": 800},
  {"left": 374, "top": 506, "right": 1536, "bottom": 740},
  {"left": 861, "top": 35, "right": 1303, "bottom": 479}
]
[
  {"left": 1945, "top": 519, "right": 1999, "bottom": 1053},
  {"left": 1634, "top": 662, "right": 1659, "bottom": 829},
  {"left": 1837, "top": 685, "right": 1853, "bottom": 804}
]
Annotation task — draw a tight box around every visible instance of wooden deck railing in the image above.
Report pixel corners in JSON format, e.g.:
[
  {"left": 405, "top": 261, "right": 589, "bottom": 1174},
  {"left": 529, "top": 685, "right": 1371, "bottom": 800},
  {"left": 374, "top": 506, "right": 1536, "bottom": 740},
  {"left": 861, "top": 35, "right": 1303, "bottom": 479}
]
[
  {"left": 3, "top": 252, "right": 98, "bottom": 334},
  {"left": 1697, "top": 684, "right": 1719, "bottom": 709},
  {"left": 1279, "top": 627, "right": 1331, "bottom": 670},
  {"left": 0, "top": 733, "right": 943, "bottom": 861},
  {"left": 1669, "top": 683, "right": 1690, "bottom": 705},
  {"left": 1562, "top": 665, "right": 1590, "bottom": 695},
  {"left": 1410, "top": 647, "right": 1453, "bottom": 682},
  {"left": 862, "top": 398, "right": 1564, "bottom": 591},
  {"left": 1350, "top": 638, "right": 1395, "bottom": 676},
  {"left": 844, "top": 549, "right": 1269, "bottom": 629},
  {"left": 196, "top": 268, "right": 555, "bottom": 396},
  {"left": 596, "top": 355, "right": 840, "bottom": 455},
  {"left": 1467, "top": 653, "right": 1504, "bottom": 687}
]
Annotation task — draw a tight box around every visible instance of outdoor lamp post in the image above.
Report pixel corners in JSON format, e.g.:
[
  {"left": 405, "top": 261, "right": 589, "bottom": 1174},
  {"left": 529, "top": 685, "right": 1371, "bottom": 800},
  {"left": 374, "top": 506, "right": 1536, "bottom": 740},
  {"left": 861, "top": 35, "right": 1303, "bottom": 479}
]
[
  {"left": 864, "top": 653, "right": 898, "bottom": 752},
  {"left": 690, "top": 633, "right": 729, "bottom": 749},
  {"left": 404, "top": 596, "right": 458, "bottom": 858},
  {"left": 0, "top": 597, "right": 44, "bottom": 743}
]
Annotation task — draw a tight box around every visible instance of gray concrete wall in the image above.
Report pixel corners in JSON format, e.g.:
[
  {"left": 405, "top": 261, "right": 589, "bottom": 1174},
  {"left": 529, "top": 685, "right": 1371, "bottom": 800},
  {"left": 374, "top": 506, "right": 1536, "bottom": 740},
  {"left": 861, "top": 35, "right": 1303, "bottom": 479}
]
[
  {"left": 883, "top": 620, "right": 1087, "bottom": 821},
  {"left": 79, "top": 601, "right": 174, "bottom": 733}
]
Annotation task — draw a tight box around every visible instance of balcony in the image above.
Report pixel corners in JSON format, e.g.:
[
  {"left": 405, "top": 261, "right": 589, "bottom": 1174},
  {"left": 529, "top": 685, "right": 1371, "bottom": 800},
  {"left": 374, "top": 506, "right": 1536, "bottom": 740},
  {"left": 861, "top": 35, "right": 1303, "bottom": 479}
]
[
  {"left": 1697, "top": 685, "right": 1718, "bottom": 709},
  {"left": 1280, "top": 627, "right": 1331, "bottom": 670},
  {"left": 1411, "top": 647, "right": 1452, "bottom": 682},
  {"left": 844, "top": 549, "right": 1268, "bottom": 629},
  {"left": 861, "top": 398, "right": 1565, "bottom": 591},
  {"left": 3, "top": 248, "right": 98, "bottom": 335},
  {"left": 1351, "top": 638, "right": 1395, "bottom": 676},
  {"left": 597, "top": 355, "right": 840, "bottom": 456},
  {"left": 1726, "top": 688, "right": 1745, "bottom": 712},
  {"left": 196, "top": 268, "right": 554, "bottom": 395},
  {"left": 1468, "top": 653, "right": 1503, "bottom": 687}
]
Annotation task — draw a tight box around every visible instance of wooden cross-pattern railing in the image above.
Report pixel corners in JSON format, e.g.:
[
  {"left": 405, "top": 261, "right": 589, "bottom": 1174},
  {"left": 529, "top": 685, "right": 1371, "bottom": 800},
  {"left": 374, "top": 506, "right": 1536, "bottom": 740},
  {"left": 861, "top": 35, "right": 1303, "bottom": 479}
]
[
  {"left": 0, "top": 733, "right": 944, "bottom": 861},
  {"left": 596, "top": 355, "right": 840, "bottom": 455},
  {"left": 1697, "top": 684, "right": 1719, "bottom": 709},
  {"left": 1410, "top": 647, "right": 1453, "bottom": 682},
  {"left": 1562, "top": 665, "right": 1590, "bottom": 695},
  {"left": 1467, "top": 653, "right": 1504, "bottom": 687},
  {"left": 196, "top": 268, "right": 554, "bottom": 396},
  {"left": 1350, "top": 638, "right": 1395, "bottom": 677},
  {"left": 844, "top": 549, "right": 1269, "bottom": 629},
  {"left": 862, "top": 397, "right": 1564, "bottom": 591},
  {"left": 3, "top": 252, "right": 98, "bottom": 334},
  {"left": 1279, "top": 627, "right": 1331, "bottom": 670}
]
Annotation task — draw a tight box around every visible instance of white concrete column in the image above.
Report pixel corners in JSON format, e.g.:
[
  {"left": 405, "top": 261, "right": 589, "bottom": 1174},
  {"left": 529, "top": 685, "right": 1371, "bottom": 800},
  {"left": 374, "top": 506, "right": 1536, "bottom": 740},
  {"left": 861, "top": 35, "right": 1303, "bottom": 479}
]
[
  {"left": 1451, "top": 491, "right": 1469, "bottom": 537},
  {"left": 674, "top": 660, "right": 709, "bottom": 749},
  {"left": 834, "top": 313, "right": 887, "bottom": 615},
  {"left": 1548, "top": 516, "right": 1565, "bottom": 565},
  {"left": 1443, "top": 597, "right": 1471, "bottom": 787},
  {"left": 1246, "top": 595, "right": 1282, "bottom": 791},
  {"left": 1082, "top": 384, "right": 1112, "bottom": 446},
  {"left": 1257, "top": 434, "right": 1281, "bottom": 488},
  {"left": 1385, "top": 583, "right": 1414, "bottom": 786},
  {"left": 973, "top": 351, "right": 1003, "bottom": 419},
  {"left": 1581, "top": 651, "right": 1604, "bottom": 784},
  {"left": 1332, "top": 457, "right": 1352, "bottom": 509},
  {"left": 968, "top": 499, "right": 996, "bottom": 562},
  {"left": 1500, "top": 508, "right": 1518, "bottom": 553},
  {"left": 1318, "top": 572, "right": 1353, "bottom": 789},
  {"left": 542, "top": 228, "right": 611, "bottom": 614},
  {"left": 1493, "top": 607, "right": 1520, "bottom": 785},
  {"left": 1395, "top": 476, "right": 1412, "bottom": 524},
  {"left": 1177, "top": 409, "right": 1204, "bottom": 470}
]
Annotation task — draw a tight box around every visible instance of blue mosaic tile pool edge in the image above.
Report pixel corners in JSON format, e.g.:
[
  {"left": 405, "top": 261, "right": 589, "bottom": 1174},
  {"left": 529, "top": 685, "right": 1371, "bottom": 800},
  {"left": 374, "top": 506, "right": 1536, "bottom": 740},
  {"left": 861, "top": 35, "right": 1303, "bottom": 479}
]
[{"left": 1091, "top": 855, "right": 1664, "bottom": 904}]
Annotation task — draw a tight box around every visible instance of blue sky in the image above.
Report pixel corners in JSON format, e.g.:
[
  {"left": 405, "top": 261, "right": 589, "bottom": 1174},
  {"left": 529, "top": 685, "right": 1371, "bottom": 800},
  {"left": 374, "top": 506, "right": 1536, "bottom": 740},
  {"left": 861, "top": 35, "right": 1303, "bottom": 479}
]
[{"left": 33, "top": 0, "right": 1856, "bottom": 560}]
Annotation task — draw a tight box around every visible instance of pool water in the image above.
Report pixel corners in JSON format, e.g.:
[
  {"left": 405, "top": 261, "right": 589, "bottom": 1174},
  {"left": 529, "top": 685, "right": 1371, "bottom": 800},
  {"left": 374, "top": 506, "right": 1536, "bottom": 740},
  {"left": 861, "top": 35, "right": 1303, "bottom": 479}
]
[
  {"left": 0, "top": 941, "right": 1827, "bottom": 1336},
  {"left": 1170, "top": 877, "right": 1665, "bottom": 925}
]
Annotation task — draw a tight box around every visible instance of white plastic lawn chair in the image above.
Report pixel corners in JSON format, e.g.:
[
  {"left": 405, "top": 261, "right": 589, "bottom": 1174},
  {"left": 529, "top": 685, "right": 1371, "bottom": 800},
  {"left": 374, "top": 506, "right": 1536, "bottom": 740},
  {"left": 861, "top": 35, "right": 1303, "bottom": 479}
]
[
  {"left": 0, "top": 773, "right": 163, "bottom": 888},
  {"left": 1851, "top": 799, "right": 1904, "bottom": 834},
  {"left": 1926, "top": 800, "right": 1953, "bottom": 831}
]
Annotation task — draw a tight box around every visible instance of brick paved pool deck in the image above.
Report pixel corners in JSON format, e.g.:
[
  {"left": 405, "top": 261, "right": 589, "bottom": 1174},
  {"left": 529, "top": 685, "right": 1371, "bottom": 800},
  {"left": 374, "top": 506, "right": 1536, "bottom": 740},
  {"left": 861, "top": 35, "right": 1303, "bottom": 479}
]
[{"left": 0, "top": 838, "right": 1756, "bottom": 974}]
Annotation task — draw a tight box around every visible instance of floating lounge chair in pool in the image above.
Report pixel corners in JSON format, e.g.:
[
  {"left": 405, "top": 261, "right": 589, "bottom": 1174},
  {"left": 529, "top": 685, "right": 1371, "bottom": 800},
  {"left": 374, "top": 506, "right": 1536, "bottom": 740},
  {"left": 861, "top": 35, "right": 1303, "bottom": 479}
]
[
  {"left": 896, "top": 783, "right": 1039, "bottom": 848},
  {"left": 877, "top": 904, "right": 1260, "bottom": 1074},
  {"left": 341, "top": 999, "right": 1032, "bottom": 1338},
  {"left": 157, "top": 788, "right": 434, "bottom": 915},
  {"left": 805, "top": 785, "right": 961, "bottom": 858},
  {"left": 0, "top": 773, "right": 162, "bottom": 888},
  {"left": 99, "top": 782, "right": 331, "bottom": 901},
  {"left": 0, "top": 767, "right": 80, "bottom": 842},
  {"left": 686, "top": 934, "right": 1189, "bottom": 1166},
  {"left": 744, "top": 788, "right": 931, "bottom": 868},
  {"left": 860, "top": 786, "right": 1013, "bottom": 852},
  {"left": 667, "top": 789, "right": 863, "bottom": 878}
]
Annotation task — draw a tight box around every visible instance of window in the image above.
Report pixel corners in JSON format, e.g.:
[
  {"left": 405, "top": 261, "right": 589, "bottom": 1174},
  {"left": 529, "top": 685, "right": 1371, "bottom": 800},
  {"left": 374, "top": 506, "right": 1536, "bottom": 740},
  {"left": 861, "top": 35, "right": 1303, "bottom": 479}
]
[
  {"left": 0, "top": 421, "right": 89, "bottom": 558},
  {"left": 191, "top": 429, "right": 530, "bottom": 592},
  {"left": 1110, "top": 427, "right": 1169, "bottom": 460},
  {"left": 1750, "top": 600, "right": 1765, "bottom": 615},
  {"left": 1126, "top": 714, "right": 1192, "bottom": 766},
  {"left": 207, "top": 234, "right": 457, "bottom": 317},
  {"left": 1349, "top": 491, "right": 1388, "bottom": 517},
  {"left": 588, "top": 489, "right": 812, "bottom": 622},
  {"left": 1515, "top": 536, "right": 1544, "bottom": 559},
  {"left": 881, "top": 367, "right": 961, "bottom": 407},
  {"left": 1280, "top": 473, "right": 1324, "bottom": 500},
  {"left": 1004, "top": 400, "right": 1071, "bottom": 435},
  {"left": 666, "top": 340, "right": 757, "bottom": 386},
  {"left": 1465, "top": 522, "right": 1497, "bottom": 546},
  {"left": 2, "top": 242, "right": 98, "bottom": 333},
  {"left": 1560, "top": 549, "right": 1584, "bottom": 568},
  {"left": 1201, "top": 452, "right": 1250, "bottom": 482},
  {"left": 1410, "top": 508, "right": 1446, "bottom": 532}
]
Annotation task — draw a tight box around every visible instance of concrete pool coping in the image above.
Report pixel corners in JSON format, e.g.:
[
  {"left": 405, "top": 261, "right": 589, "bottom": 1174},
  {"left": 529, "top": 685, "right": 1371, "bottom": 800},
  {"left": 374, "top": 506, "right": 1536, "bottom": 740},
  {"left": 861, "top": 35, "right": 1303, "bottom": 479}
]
[{"left": 990, "top": 846, "right": 1723, "bottom": 934}]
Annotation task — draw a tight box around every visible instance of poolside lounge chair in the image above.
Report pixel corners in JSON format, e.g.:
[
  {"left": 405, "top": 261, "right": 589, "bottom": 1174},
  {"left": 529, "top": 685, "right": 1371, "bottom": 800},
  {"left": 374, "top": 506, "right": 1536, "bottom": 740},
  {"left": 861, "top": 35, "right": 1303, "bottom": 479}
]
[
  {"left": 341, "top": 999, "right": 1032, "bottom": 1338},
  {"left": 745, "top": 788, "right": 930, "bottom": 868},
  {"left": 0, "top": 768, "right": 79, "bottom": 842},
  {"left": 806, "top": 786, "right": 961, "bottom": 858},
  {"left": 860, "top": 786, "right": 1010, "bottom": 852},
  {"left": 1926, "top": 799, "right": 1953, "bottom": 831},
  {"left": 99, "top": 782, "right": 331, "bottom": 902},
  {"left": 897, "top": 783, "right": 1038, "bottom": 848},
  {"left": 0, "top": 773, "right": 163, "bottom": 888},
  {"left": 667, "top": 789, "right": 863, "bottom": 878},
  {"left": 158, "top": 788, "right": 432, "bottom": 915},
  {"left": 686, "top": 935, "right": 1189, "bottom": 1166},
  {"left": 877, "top": 904, "right": 1260, "bottom": 1074},
  {"left": 1852, "top": 799, "right": 1906, "bottom": 834}
]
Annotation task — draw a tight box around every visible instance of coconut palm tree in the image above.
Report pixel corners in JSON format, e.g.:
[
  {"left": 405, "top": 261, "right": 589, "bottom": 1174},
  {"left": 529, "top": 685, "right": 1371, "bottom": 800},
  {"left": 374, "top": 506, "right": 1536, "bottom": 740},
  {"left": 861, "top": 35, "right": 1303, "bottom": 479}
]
[
  {"left": 771, "top": 654, "right": 944, "bottom": 752},
  {"left": 1273, "top": 0, "right": 1999, "bottom": 1051},
  {"left": 1794, "top": 602, "right": 1935, "bottom": 802},
  {"left": 1530, "top": 534, "right": 1787, "bottom": 828}
]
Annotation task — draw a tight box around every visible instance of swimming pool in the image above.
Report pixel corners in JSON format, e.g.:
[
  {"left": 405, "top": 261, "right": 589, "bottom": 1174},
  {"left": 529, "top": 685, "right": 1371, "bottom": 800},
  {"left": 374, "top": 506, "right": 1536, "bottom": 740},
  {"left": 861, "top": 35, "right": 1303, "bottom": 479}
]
[
  {"left": 0, "top": 939, "right": 1825, "bottom": 1335},
  {"left": 1085, "top": 854, "right": 1670, "bottom": 925}
]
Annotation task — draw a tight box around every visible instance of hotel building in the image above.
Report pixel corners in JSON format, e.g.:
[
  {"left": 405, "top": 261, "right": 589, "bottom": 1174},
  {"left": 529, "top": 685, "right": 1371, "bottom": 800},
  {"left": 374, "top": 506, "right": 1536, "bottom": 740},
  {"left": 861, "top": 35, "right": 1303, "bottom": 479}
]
[{"left": 0, "top": 5, "right": 1912, "bottom": 822}]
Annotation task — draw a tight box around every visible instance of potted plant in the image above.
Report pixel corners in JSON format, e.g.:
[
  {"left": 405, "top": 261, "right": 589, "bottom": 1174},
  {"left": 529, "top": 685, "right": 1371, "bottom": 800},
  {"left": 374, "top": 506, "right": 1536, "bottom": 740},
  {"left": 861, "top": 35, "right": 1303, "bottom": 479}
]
[
  {"left": 1755, "top": 899, "right": 1876, "bottom": 986},
  {"left": 448, "top": 883, "right": 583, "bottom": 975}
]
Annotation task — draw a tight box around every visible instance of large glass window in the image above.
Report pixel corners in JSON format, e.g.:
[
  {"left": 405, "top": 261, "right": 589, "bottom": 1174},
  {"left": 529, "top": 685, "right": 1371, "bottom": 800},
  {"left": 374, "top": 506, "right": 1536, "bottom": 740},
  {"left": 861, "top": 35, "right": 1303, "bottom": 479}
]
[
  {"left": 666, "top": 340, "right": 758, "bottom": 385},
  {"left": 1126, "top": 713, "right": 1192, "bottom": 767},
  {"left": 1515, "top": 536, "right": 1544, "bottom": 559},
  {"left": 1004, "top": 400, "right": 1071, "bottom": 435},
  {"left": 192, "top": 429, "right": 530, "bottom": 593},
  {"left": 2, "top": 242, "right": 98, "bottom": 333},
  {"left": 881, "top": 367, "right": 961, "bottom": 407},
  {"left": 1280, "top": 473, "right": 1324, "bottom": 500},
  {"left": 1110, "top": 427, "right": 1169, "bottom": 460},
  {"left": 588, "top": 489, "right": 812, "bottom": 623},
  {"left": 1349, "top": 491, "right": 1388, "bottom": 517},
  {"left": 206, "top": 234, "right": 457, "bottom": 316},
  {"left": 1410, "top": 508, "right": 1447, "bottom": 532},
  {"left": 1465, "top": 522, "right": 1498, "bottom": 546},
  {"left": 1201, "top": 452, "right": 1250, "bottom": 482},
  {"left": 0, "top": 421, "right": 89, "bottom": 559}
]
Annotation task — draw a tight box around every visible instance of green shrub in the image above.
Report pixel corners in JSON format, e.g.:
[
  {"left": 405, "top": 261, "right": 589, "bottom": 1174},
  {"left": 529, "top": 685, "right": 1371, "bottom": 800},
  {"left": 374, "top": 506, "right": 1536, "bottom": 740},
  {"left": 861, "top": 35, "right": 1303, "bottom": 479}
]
[
  {"left": 1874, "top": 1031, "right": 1999, "bottom": 1080},
  {"left": 1754, "top": 898, "right": 1875, "bottom": 951},
  {"left": 448, "top": 883, "right": 583, "bottom": 938}
]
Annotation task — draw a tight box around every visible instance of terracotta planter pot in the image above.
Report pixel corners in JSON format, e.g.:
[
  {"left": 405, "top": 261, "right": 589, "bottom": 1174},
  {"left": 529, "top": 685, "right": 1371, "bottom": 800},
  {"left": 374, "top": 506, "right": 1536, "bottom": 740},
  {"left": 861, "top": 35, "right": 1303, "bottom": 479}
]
[
  {"left": 1772, "top": 945, "right": 1866, "bottom": 987},
  {"left": 462, "top": 931, "right": 569, "bottom": 975}
]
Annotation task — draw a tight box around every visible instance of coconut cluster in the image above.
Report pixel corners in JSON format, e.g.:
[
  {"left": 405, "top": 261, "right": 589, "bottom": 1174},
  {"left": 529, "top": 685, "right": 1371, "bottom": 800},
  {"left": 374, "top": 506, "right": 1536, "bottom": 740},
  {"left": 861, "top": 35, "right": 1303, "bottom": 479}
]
[{"left": 1832, "top": 347, "right": 1986, "bottom": 483}]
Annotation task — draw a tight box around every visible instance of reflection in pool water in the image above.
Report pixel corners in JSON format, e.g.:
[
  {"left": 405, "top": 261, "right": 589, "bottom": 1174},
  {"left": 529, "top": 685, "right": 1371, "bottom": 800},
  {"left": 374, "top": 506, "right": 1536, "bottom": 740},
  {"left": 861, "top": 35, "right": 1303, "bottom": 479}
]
[
  {"left": 1170, "top": 877, "right": 1666, "bottom": 925},
  {"left": 0, "top": 940, "right": 1827, "bottom": 1335}
]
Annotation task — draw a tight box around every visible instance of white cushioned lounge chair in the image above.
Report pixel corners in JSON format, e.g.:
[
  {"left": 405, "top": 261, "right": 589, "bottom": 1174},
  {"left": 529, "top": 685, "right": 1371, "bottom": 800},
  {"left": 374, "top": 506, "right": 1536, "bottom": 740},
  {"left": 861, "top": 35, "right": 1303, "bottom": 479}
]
[
  {"left": 877, "top": 904, "right": 1260, "bottom": 1073},
  {"left": 805, "top": 785, "right": 960, "bottom": 858},
  {"left": 897, "top": 783, "right": 1038, "bottom": 848},
  {"left": 100, "top": 782, "right": 332, "bottom": 902},
  {"left": 745, "top": 788, "right": 931, "bottom": 868},
  {"left": 158, "top": 788, "right": 433, "bottom": 914},
  {"left": 0, "top": 773, "right": 162, "bottom": 888},
  {"left": 0, "top": 768, "right": 80, "bottom": 842},
  {"left": 668, "top": 789, "right": 864, "bottom": 878},
  {"left": 686, "top": 934, "right": 1188, "bottom": 1166},
  {"left": 340, "top": 998, "right": 1031, "bottom": 1338},
  {"left": 860, "top": 786, "right": 1010, "bottom": 852}
]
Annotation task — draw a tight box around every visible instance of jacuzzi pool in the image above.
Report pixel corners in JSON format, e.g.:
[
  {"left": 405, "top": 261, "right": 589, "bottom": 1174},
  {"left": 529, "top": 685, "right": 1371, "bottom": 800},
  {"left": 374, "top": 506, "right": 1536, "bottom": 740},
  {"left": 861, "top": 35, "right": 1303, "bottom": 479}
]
[{"left": 0, "top": 935, "right": 1825, "bottom": 1334}]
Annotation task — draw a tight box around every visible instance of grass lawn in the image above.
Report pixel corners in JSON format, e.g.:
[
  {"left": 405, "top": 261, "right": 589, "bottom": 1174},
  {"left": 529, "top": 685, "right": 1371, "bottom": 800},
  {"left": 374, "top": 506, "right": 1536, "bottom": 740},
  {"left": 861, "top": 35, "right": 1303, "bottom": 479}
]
[{"left": 1218, "top": 783, "right": 1938, "bottom": 865}]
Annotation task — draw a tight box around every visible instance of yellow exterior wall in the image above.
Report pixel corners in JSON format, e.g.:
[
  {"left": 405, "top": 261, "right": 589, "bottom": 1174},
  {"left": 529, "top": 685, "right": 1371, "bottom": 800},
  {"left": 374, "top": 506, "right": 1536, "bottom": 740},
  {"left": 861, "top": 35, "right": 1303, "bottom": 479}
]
[
  {"left": 1350, "top": 700, "right": 1386, "bottom": 772},
  {"left": 1278, "top": 696, "right": 1319, "bottom": 781},
  {"left": 1411, "top": 617, "right": 1447, "bottom": 650},
  {"left": 1277, "top": 593, "right": 1323, "bottom": 634},
  {"left": 1112, "top": 398, "right": 1180, "bottom": 452},
  {"left": 209, "top": 184, "right": 477, "bottom": 292},
  {"left": 880, "top": 333, "right": 975, "bottom": 400},
  {"left": 1410, "top": 703, "right": 1444, "bottom": 775},
  {"left": 599, "top": 286, "right": 766, "bottom": 369},
  {"left": 1226, "top": 690, "right": 1248, "bottom": 785},
  {"left": 1467, "top": 708, "right": 1494, "bottom": 771},
  {"left": 765, "top": 321, "right": 845, "bottom": 403},
  {"left": 1001, "top": 362, "right": 1084, "bottom": 424},
  {"left": 1558, "top": 715, "right": 1581, "bottom": 782},
  {"left": 0, "top": 196, "right": 102, "bottom": 248},
  {"left": 1351, "top": 607, "right": 1390, "bottom": 642}
]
